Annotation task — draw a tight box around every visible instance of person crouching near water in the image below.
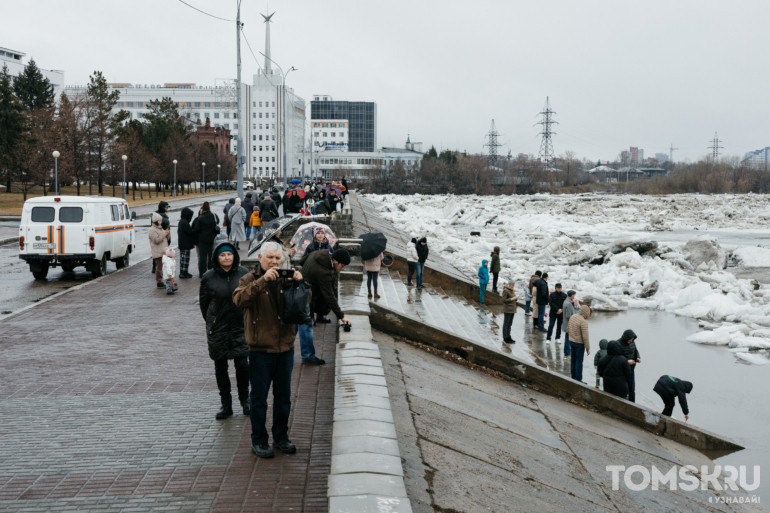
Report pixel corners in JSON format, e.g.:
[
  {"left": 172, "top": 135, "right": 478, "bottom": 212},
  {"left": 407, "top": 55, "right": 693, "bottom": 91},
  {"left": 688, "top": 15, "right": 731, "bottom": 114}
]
[
  {"left": 199, "top": 241, "right": 250, "bottom": 420},
  {"left": 478, "top": 259, "right": 490, "bottom": 304},
  {"left": 501, "top": 280, "right": 518, "bottom": 344},
  {"left": 653, "top": 375, "right": 693, "bottom": 421}
]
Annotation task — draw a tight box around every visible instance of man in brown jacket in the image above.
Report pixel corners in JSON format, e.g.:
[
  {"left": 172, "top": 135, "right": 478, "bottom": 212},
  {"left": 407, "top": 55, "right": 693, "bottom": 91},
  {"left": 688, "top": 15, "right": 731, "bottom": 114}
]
[
  {"left": 567, "top": 304, "right": 592, "bottom": 383},
  {"left": 233, "top": 241, "right": 304, "bottom": 459},
  {"left": 501, "top": 280, "right": 518, "bottom": 344}
]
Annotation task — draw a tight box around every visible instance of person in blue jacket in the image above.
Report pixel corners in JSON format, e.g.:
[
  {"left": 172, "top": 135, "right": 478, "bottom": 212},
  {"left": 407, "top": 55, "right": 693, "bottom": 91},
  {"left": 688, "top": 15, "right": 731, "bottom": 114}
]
[{"left": 478, "top": 259, "right": 490, "bottom": 304}]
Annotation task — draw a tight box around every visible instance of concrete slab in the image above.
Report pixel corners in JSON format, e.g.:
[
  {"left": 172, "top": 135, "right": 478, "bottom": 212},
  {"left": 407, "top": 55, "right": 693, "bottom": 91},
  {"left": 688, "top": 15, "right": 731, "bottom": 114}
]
[
  {"left": 335, "top": 383, "right": 391, "bottom": 399},
  {"left": 337, "top": 373, "right": 388, "bottom": 387},
  {"left": 329, "top": 495, "right": 413, "bottom": 513},
  {"left": 337, "top": 356, "right": 384, "bottom": 367},
  {"left": 333, "top": 420, "right": 397, "bottom": 440},
  {"left": 334, "top": 406, "right": 395, "bottom": 423},
  {"left": 338, "top": 341, "right": 380, "bottom": 351},
  {"left": 337, "top": 348, "right": 382, "bottom": 359},
  {"left": 328, "top": 473, "right": 407, "bottom": 498},
  {"left": 331, "top": 453, "right": 404, "bottom": 476},
  {"left": 334, "top": 391, "right": 393, "bottom": 410},
  {"left": 331, "top": 435, "right": 402, "bottom": 457},
  {"left": 337, "top": 364, "right": 385, "bottom": 377}
]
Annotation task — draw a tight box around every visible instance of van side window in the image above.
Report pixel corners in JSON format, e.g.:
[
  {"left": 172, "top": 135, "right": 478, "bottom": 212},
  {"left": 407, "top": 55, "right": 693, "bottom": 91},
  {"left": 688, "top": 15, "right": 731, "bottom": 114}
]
[
  {"left": 123, "top": 205, "right": 130, "bottom": 220},
  {"left": 59, "top": 207, "right": 84, "bottom": 223},
  {"left": 111, "top": 205, "right": 119, "bottom": 221},
  {"left": 31, "top": 207, "right": 55, "bottom": 222}
]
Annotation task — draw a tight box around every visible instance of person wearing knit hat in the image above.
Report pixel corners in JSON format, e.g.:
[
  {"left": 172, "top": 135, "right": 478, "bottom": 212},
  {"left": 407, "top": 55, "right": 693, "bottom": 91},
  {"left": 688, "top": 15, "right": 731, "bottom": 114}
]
[
  {"left": 148, "top": 212, "right": 170, "bottom": 288},
  {"left": 331, "top": 247, "right": 351, "bottom": 266},
  {"left": 162, "top": 247, "right": 177, "bottom": 294}
]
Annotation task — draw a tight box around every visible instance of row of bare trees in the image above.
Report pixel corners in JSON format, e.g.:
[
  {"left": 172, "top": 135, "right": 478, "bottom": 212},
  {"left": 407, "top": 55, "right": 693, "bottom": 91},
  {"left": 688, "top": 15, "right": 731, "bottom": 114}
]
[{"left": 0, "top": 63, "right": 234, "bottom": 200}]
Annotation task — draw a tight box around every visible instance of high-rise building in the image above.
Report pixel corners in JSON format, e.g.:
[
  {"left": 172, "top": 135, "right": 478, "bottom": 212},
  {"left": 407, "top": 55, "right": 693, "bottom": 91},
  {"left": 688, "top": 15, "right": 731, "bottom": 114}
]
[
  {"left": 1, "top": 46, "right": 65, "bottom": 99},
  {"left": 744, "top": 147, "right": 770, "bottom": 168},
  {"left": 311, "top": 95, "right": 376, "bottom": 152}
]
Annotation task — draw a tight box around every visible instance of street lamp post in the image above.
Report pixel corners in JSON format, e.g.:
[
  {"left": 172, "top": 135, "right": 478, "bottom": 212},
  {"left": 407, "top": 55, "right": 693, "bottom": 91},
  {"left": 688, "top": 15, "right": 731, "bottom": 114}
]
[
  {"left": 52, "top": 151, "right": 60, "bottom": 195},
  {"left": 121, "top": 154, "right": 127, "bottom": 199},
  {"left": 217, "top": 164, "right": 221, "bottom": 192},
  {"left": 173, "top": 159, "right": 178, "bottom": 198},
  {"left": 202, "top": 162, "right": 206, "bottom": 194},
  {"left": 280, "top": 66, "right": 297, "bottom": 189}
]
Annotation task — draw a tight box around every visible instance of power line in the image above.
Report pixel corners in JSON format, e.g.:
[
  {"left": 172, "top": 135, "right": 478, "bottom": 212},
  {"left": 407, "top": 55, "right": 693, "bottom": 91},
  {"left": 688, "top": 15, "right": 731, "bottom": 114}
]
[
  {"left": 176, "top": 0, "right": 234, "bottom": 22},
  {"left": 708, "top": 132, "right": 724, "bottom": 162},
  {"left": 483, "top": 119, "right": 502, "bottom": 166},
  {"left": 537, "top": 96, "right": 558, "bottom": 170}
]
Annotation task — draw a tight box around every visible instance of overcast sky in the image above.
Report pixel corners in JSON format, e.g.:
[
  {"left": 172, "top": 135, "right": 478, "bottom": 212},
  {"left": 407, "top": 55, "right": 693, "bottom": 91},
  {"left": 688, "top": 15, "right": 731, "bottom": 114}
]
[{"left": 3, "top": 0, "right": 768, "bottom": 163}]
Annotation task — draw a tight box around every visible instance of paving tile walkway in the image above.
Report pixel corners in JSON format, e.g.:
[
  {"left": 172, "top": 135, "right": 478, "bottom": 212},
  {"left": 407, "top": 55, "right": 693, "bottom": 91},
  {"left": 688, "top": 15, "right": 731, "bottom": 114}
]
[{"left": 0, "top": 254, "right": 335, "bottom": 512}]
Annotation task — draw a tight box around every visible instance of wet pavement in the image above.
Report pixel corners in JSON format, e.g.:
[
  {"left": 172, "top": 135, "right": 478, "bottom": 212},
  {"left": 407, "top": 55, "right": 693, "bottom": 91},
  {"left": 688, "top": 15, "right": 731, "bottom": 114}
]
[
  {"left": 0, "top": 249, "right": 335, "bottom": 512},
  {"left": 0, "top": 194, "right": 233, "bottom": 321}
]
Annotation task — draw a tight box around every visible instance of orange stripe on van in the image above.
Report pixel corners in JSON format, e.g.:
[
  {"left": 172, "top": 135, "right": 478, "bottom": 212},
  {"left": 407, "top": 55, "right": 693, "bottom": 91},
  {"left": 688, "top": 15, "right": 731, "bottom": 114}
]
[{"left": 57, "top": 225, "right": 64, "bottom": 254}]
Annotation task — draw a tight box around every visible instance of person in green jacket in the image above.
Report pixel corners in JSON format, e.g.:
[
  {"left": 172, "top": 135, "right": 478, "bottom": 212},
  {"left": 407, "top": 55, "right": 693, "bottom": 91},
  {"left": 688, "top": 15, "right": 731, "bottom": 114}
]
[
  {"left": 594, "top": 339, "right": 609, "bottom": 388},
  {"left": 490, "top": 247, "right": 501, "bottom": 293}
]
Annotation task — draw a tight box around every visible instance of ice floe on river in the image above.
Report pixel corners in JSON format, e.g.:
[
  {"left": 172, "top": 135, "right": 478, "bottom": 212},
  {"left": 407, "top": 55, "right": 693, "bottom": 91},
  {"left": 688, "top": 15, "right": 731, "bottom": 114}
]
[{"left": 365, "top": 192, "right": 770, "bottom": 365}]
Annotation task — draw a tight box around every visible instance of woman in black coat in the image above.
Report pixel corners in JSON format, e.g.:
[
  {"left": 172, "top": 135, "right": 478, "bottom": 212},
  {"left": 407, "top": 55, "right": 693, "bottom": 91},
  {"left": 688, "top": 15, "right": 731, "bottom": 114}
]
[
  {"left": 177, "top": 207, "right": 197, "bottom": 278},
  {"left": 597, "top": 341, "right": 633, "bottom": 399},
  {"left": 191, "top": 201, "right": 219, "bottom": 277},
  {"left": 199, "top": 240, "right": 250, "bottom": 420}
]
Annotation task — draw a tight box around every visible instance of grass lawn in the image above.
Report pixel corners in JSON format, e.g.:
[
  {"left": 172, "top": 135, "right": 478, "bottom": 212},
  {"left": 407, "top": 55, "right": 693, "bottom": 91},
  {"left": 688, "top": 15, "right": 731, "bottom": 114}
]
[{"left": 0, "top": 184, "right": 228, "bottom": 215}]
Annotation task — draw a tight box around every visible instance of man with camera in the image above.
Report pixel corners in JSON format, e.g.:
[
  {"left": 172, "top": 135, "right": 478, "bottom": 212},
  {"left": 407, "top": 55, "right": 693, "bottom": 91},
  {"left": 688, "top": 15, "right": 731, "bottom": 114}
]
[
  {"left": 233, "top": 241, "right": 304, "bottom": 459},
  {"left": 297, "top": 247, "right": 353, "bottom": 364}
]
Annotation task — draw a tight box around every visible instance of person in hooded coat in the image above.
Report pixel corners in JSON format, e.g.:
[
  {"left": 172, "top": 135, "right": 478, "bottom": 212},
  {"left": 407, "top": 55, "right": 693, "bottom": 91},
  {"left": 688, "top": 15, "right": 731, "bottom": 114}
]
[
  {"left": 490, "top": 247, "right": 501, "bottom": 293},
  {"left": 597, "top": 341, "right": 632, "bottom": 399},
  {"left": 618, "top": 329, "right": 641, "bottom": 402},
  {"left": 415, "top": 237, "right": 429, "bottom": 288},
  {"left": 227, "top": 197, "right": 247, "bottom": 249},
  {"left": 242, "top": 193, "right": 255, "bottom": 239},
  {"left": 314, "top": 190, "right": 331, "bottom": 215},
  {"left": 406, "top": 238, "right": 419, "bottom": 286},
  {"left": 177, "top": 207, "right": 197, "bottom": 278},
  {"left": 199, "top": 240, "right": 250, "bottom": 420},
  {"left": 192, "top": 201, "right": 220, "bottom": 277},
  {"left": 478, "top": 259, "right": 490, "bottom": 304},
  {"left": 653, "top": 375, "right": 693, "bottom": 420},
  {"left": 259, "top": 193, "right": 279, "bottom": 224},
  {"left": 223, "top": 198, "right": 236, "bottom": 237},
  {"left": 593, "top": 338, "right": 609, "bottom": 388}
]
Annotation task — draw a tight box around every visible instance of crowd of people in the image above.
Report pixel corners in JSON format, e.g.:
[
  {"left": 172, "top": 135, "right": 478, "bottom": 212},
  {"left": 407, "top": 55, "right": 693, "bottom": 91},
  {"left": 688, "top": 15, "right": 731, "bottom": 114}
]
[
  {"left": 474, "top": 257, "right": 694, "bottom": 420},
  {"left": 146, "top": 179, "right": 355, "bottom": 459}
]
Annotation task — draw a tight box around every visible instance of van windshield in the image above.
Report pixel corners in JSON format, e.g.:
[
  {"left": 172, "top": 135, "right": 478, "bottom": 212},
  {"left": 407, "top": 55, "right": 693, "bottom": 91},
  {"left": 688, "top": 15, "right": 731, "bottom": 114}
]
[
  {"left": 31, "top": 207, "right": 55, "bottom": 222},
  {"left": 59, "top": 207, "right": 84, "bottom": 223}
]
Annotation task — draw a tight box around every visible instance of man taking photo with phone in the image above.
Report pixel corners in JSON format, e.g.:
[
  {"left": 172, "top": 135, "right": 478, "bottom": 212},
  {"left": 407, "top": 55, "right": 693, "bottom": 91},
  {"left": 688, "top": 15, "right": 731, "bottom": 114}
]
[
  {"left": 297, "top": 247, "right": 353, "bottom": 365},
  {"left": 233, "top": 241, "right": 304, "bottom": 459}
]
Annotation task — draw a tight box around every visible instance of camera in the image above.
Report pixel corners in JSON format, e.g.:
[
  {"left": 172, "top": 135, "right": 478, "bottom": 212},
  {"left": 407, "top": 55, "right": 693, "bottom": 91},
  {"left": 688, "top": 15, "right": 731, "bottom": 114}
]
[
  {"left": 342, "top": 321, "right": 352, "bottom": 332},
  {"left": 277, "top": 268, "right": 295, "bottom": 279}
]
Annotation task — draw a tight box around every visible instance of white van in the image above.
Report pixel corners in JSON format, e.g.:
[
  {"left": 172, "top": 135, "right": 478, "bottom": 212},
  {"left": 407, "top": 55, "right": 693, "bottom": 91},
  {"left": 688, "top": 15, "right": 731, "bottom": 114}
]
[{"left": 18, "top": 196, "right": 136, "bottom": 279}]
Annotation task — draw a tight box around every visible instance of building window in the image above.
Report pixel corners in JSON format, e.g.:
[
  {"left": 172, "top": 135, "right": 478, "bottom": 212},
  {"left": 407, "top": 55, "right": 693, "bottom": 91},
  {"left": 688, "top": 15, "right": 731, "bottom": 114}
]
[
  {"left": 323, "top": 132, "right": 327, "bottom": 137},
  {"left": 259, "top": 113, "right": 263, "bottom": 118},
  {"left": 252, "top": 135, "right": 256, "bottom": 141},
  {"left": 259, "top": 101, "right": 262, "bottom": 107},
  {"left": 272, "top": 135, "right": 275, "bottom": 141},
  {"left": 194, "top": 102, "right": 200, "bottom": 107},
  {"left": 259, "top": 157, "right": 263, "bottom": 162},
  {"left": 259, "top": 146, "right": 263, "bottom": 151},
  {"left": 272, "top": 113, "right": 275, "bottom": 118},
  {"left": 314, "top": 132, "right": 319, "bottom": 138},
  {"left": 224, "top": 112, "right": 230, "bottom": 119},
  {"left": 259, "top": 135, "right": 263, "bottom": 141},
  {"left": 253, "top": 146, "right": 256, "bottom": 151},
  {"left": 272, "top": 157, "right": 275, "bottom": 162},
  {"left": 331, "top": 132, "right": 336, "bottom": 137},
  {"left": 204, "top": 102, "right": 211, "bottom": 107},
  {"left": 214, "top": 112, "right": 220, "bottom": 119},
  {"left": 259, "top": 124, "right": 262, "bottom": 129},
  {"left": 272, "top": 145, "right": 275, "bottom": 151},
  {"left": 272, "top": 101, "right": 275, "bottom": 107},
  {"left": 234, "top": 124, "right": 238, "bottom": 130}
]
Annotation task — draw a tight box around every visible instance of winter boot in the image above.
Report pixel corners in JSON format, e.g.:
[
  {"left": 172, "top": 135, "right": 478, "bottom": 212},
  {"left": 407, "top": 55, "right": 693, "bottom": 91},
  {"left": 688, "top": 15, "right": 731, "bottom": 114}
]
[
  {"left": 367, "top": 287, "right": 372, "bottom": 299},
  {"left": 216, "top": 395, "right": 233, "bottom": 420},
  {"left": 374, "top": 289, "right": 380, "bottom": 299},
  {"left": 165, "top": 279, "right": 175, "bottom": 295},
  {"left": 238, "top": 390, "right": 250, "bottom": 415}
]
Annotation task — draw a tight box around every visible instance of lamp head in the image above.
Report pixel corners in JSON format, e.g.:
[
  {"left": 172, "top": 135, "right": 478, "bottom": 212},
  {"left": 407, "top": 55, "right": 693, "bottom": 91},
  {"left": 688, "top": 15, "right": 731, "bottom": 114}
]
[
  {"left": 173, "top": 159, "right": 178, "bottom": 165},
  {"left": 121, "top": 154, "right": 127, "bottom": 161},
  {"left": 52, "top": 150, "right": 60, "bottom": 159}
]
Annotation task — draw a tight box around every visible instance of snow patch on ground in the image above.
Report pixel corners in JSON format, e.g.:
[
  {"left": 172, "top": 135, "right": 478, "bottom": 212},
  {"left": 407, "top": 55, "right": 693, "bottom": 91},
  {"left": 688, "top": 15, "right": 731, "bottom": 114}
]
[{"left": 367, "top": 192, "right": 770, "bottom": 365}]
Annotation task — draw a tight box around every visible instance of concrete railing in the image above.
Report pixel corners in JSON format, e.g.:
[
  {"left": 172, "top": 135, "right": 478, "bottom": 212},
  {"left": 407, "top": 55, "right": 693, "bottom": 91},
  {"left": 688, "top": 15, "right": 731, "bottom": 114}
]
[{"left": 368, "top": 301, "right": 744, "bottom": 456}]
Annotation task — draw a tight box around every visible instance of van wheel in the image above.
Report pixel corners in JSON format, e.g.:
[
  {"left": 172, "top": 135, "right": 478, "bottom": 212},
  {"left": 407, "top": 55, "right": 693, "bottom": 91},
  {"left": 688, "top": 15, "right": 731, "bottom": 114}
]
[
  {"left": 91, "top": 255, "right": 107, "bottom": 278},
  {"left": 31, "top": 263, "right": 49, "bottom": 280},
  {"left": 61, "top": 262, "right": 76, "bottom": 273},
  {"left": 115, "top": 252, "right": 129, "bottom": 269}
]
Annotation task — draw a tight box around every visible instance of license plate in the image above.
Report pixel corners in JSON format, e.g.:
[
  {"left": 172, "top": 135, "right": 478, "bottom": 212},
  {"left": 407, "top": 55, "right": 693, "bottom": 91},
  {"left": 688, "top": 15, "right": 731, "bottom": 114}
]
[{"left": 33, "top": 243, "right": 55, "bottom": 249}]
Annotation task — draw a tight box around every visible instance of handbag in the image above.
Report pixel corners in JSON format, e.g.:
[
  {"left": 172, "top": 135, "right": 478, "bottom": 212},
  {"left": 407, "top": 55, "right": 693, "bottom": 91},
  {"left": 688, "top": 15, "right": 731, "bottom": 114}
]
[{"left": 281, "top": 281, "right": 312, "bottom": 325}]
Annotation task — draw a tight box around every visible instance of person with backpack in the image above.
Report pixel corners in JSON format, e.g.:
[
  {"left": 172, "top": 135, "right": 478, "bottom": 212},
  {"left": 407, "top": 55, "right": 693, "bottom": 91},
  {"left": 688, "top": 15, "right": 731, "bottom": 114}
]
[{"left": 192, "top": 201, "right": 220, "bottom": 277}]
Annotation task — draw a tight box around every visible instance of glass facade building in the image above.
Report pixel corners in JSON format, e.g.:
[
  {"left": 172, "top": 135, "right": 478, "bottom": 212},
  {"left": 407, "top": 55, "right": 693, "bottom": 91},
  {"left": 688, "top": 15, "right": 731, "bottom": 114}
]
[{"left": 311, "top": 99, "right": 377, "bottom": 152}]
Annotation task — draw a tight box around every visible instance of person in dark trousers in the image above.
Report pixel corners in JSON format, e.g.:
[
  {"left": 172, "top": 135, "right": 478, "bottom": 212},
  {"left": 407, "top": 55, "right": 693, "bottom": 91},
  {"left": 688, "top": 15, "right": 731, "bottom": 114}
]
[
  {"left": 490, "top": 247, "right": 501, "bottom": 293},
  {"left": 242, "top": 192, "right": 255, "bottom": 239},
  {"left": 534, "top": 272, "right": 549, "bottom": 331},
  {"left": 233, "top": 241, "right": 304, "bottom": 458},
  {"left": 191, "top": 201, "right": 219, "bottom": 278},
  {"left": 562, "top": 290, "right": 578, "bottom": 357},
  {"left": 546, "top": 283, "right": 568, "bottom": 341},
  {"left": 199, "top": 240, "right": 250, "bottom": 420},
  {"left": 177, "top": 207, "right": 196, "bottom": 278},
  {"left": 406, "top": 238, "right": 418, "bottom": 286},
  {"left": 567, "top": 304, "right": 592, "bottom": 382},
  {"left": 327, "top": 189, "right": 342, "bottom": 212},
  {"left": 597, "top": 341, "right": 633, "bottom": 399},
  {"left": 341, "top": 176, "right": 348, "bottom": 198},
  {"left": 528, "top": 271, "right": 542, "bottom": 326},
  {"left": 653, "top": 375, "right": 693, "bottom": 420},
  {"left": 223, "top": 198, "right": 235, "bottom": 237},
  {"left": 501, "top": 280, "right": 518, "bottom": 344},
  {"left": 618, "top": 329, "right": 641, "bottom": 402},
  {"left": 593, "top": 339, "right": 609, "bottom": 388},
  {"left": 415, "top": 237, "right": 429, "bottom": 288}
]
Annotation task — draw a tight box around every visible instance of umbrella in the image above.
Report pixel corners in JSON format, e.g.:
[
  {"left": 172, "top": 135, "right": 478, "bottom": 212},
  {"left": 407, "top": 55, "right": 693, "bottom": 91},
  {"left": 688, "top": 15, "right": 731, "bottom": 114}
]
[
  {"left": 326, "top": 183, "right": 344, "bottom": 196},
  {"left": 358, "top": 232, "right": 388, "bottom": 261},
  {"left": 289, "top": 178, "right": 302, "bottom": 185},
  {"left": 289, "top": 187, "right": 306, "bottom": 199},
  {"left": 248, "top": 214, "right": 301, "bottom": 256},
  {"left": 290, "top": 222, "right": 337, "bottom": 257}
]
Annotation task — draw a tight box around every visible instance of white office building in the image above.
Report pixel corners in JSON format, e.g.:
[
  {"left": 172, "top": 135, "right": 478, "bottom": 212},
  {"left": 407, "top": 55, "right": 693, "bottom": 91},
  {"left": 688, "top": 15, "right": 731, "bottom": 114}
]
[
  {"left": 1, "top": 46, "right": 65, "bottom": 100},
  {"left": 312, "top": 120, "right": 349, "bottom": 152},
  {"left": 312, "top": 143, "right": 423, "bottom": 180}
]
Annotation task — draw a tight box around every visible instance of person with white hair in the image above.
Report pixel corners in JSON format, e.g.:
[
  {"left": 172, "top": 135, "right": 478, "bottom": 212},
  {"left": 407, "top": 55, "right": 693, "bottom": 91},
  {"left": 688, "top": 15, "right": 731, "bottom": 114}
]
[
  {"left": 233, "top": 241, "right": 304, "bottom": 459},
  {"left": 227, "top": 197, "right": 247, "bottom": 250}
]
